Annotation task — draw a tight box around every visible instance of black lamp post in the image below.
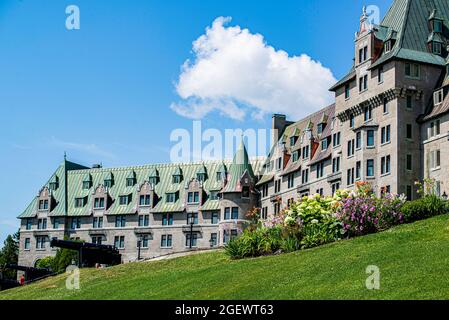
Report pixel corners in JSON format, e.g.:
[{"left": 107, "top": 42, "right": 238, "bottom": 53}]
[
  {"left": 137, "top": 239, "right": 142, "bottom": 261},
  {"left": 189, "top": 214, "right": 195, "bottom": 249}
]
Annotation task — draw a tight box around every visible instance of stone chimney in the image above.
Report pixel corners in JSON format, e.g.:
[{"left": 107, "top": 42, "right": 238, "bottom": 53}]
[{"left": 272, "top": 114, "right": 288, "bottom": 147}]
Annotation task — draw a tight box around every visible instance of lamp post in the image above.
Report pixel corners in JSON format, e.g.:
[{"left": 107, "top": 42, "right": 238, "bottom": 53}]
[
  {"left": 443, "top": 192, "right": 448, "bottom": 201},
  {"left": 189, "top": 214, "right": 195, "bottom": 249},
  {"left": 137, "top": 239, "right": 142, "bottom": 261}
]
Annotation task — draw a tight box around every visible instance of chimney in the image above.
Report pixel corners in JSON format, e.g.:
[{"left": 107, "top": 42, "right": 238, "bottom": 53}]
[{"left": 272, "top": 114, "right": 287, "bottom": 147}]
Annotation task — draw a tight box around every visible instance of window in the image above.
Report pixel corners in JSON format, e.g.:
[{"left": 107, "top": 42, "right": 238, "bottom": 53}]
[
  {"left": 317, "top": 123, "right": 325, "bottom": 135},
  {"left": 384, "top": 40, "right": 392, "bottom": 53},
  {"left": 321, "top": 138, "right": 328, "bottom": 150},
  {"left": 355, "top": 161, "right": 361, "bottom": 180},
  {"left": 166, "top": 193, "right": 176, "bottom": 203},
  {"left": 71, "top": 218, "right": 81, "bottom": 230},
  {"left": 288, "top": 174, "right": 295, "bottom": 189},
  {"left": 406, "top": 154, "right": 413, "bottom": 171},
  {"left": 94, "top": 197, "right": 105, "bottom": 209},
  {"left": 348, "top": 139, "right": 355, "bottom": 157},
  {"left": 197, "top": 173, "right": 206, "bottom": 182},
  {"left": 366, "top": 160, "right": 375, "bottom": 177},
  {"left": 139, "top": 194, "right": 151, "bottom": 206},
  {"left": 302, "top": 146, "right": 309, "bottom": 159},
  {"left": 378, "top": 66, "right": 384, "bottom": 83},
  {"left": 364, "top": 106, "right": 372, "bottom": 122},
  {"left": 138, "top": 215, "right": 150, "bottom": 227},
  {"left": 274, "top": 179, "right": 281, "bottom": 193},
  {"left": 210, "top": 233, "right": 218, "bottom": 247},
  {"left": 38, "top": 199, "right": 49, "bottom": 210},
  {"left": 104, "top": 179, "right": 113, "bottom": 188},
  {"left": 26, "top": 219, "right": 32, "bottom": 230},
  {"left": 75, "top": 197, "right": 86, "bottom": 208},
  {"left": 211, "top": 211, "right": 219, "bottom": 224},
  {"left": 162, "top": 214, "right": 173, "bottom": 226},
  {"left": 359, "top": 74, "right": 368, "bottom": 92},
  {"left": 173, "top": 175, "right": 182, "bottom": 184},
  {"left": 434, "top": 89, "right": 444, "bottom": 106},
  {"left": 37, "top": 219, "right": 47, "bottom": 230},
  {"left": 381, "top": 125, "right": 391, "bottom": 144},
  {"left": 347, "top": 168, "right": 355, "bottom": 186},
  {"left": 83, "top": 180, "right": 91, "bottom": 190},
  {"left": 356, "top": 132, "right": 362, "bottom": 149},
  {"left": 367, "top": 130, "right": 375, "bottom": 147},
  {"left": 383, "top": 98, "right": 389, "bottom": 114},
  {"left": 92, "top": 236, "right": 103, "bottom": 245},
  {"left": 332, "top": 183, "right": 340, "bottom": 195},
  {"left": 332, "top": 157, "right": 340, "bottom": 173},
  {"left": 276, "top": 157, "right": 282, "bottom": 170},
  {"left": 316, "top": 162, "right": 324, "bottom": 179},
  {"left": 114, "top": 236, "right": 125, "bottom": 249},
  {"left": 139, "top": 235, "right": 149, "bottom": 248},
  {"left": 261, "top": 207, "right": 268, "bottom": 220},
  {"left": 406, "top": 96, "right": 413, "bottom": 110},
  {"left": 432, "top": 42, "right": 442, "bottom": 55},
  {"left": 434, "top": 20, "right": 443, "bottom": 33},
  {"left": 290, "top": 136, "right": 298, "bottom": 147},
  {"left": 24, "top": 238, "right": 31, "bottom": 250},
  {"left": 187, "top": 192, "right": 200, "bottom": 204},
  {"left": 349, "top": 114, "right": 355, "bottom": 128},
  {"left": 345, "top": 84, "right": 350, "bottom": 99},
  {"left": 261, "top": 184, "right": 269, "bottom": 198},
  {"left": 149, "top": 177, "right": 158, "bottom": 185},
  {"left": 209, "top": 191, "right": 219, "bottom": 201},
  {"left": 126, "top": 178, "right": 135, "bottom": 187},
  {"left": 429, "top": 120, "right": 441, "bottom": 138},
  {"left": 406, "top": 124, "right": 413, "bottom": 139},
  {"left": 185, "top": 234, "right": 198, "bottom": 247},
  {"left": 405, "top": 63, "right": 420, "bottom": 78},
  {"left": 161, "top": 235, "right": 172, "bottom": 248},
  {"left": 52, "top": 218, "right": 59, "bottom": 229},
  {"left": 224, "top": 207, "right": 231, "bottom": 220},
  {"left": 381, "top": 156, "right": 391, "bottom": 175},
  {"left": 187, "top": 213, "right": 199, "bottom": 225},
  {"left": 93, "top": 217, "right": 103, "bottom": 229},
  {"left": 36, "top": 236, "right": 46, "bottom": 249},
  {"left": 333, "top": 132, "right": 341, "bottom": 147},
  {"left": 292, "top": 150, "right": 299, "bottom": 162},
  {"left": 231, "top": 207, "right": 239, "bottom": 220},
  {"left": 359, "top": 46, "right": 368, "bottom": 63},
  {"left": 301, "top": 169, "right": 309, "bottom": 184},
  {"left": 119, "top": 195, "right": 131, "bottom": 206},
  {"left": 429, "top": 150, "right": 441, "bottom": 169},
  {"left": 115, "top": 216, "right": 126, "bottom": 228}
]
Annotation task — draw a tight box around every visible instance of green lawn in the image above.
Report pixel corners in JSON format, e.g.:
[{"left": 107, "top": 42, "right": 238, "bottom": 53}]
[{"left": 2, "top": 215, "right": 449, "bottom": 300}]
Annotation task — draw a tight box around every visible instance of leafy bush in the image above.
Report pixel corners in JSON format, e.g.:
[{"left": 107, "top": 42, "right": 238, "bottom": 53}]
[
  {"left": 36, "top": 256, "right": 55, "bottom": 270},
  {"left": 401, "top": 195, "right": 448, "bottom": 223}
]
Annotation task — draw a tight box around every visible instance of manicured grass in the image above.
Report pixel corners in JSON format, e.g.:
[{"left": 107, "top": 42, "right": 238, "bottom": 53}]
[{"left": 2, "top": 215, "right": 449, "bottom": 300}]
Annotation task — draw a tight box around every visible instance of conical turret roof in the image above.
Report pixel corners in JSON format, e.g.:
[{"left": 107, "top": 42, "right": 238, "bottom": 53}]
[{"left": 221, "top": 140, "right": 254, "bottom": 193}]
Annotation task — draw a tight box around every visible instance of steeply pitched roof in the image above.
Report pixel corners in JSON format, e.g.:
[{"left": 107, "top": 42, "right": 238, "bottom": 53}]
[{"left": 221, "top": 140, "right": 255, "bottom": 193}]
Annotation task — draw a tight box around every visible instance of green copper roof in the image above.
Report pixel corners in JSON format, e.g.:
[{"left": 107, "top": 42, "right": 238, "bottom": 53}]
[
  {"left": 19, "top": 157, "right": 264, "bottom": 218},
  {"left": 221, "top": 140, "right": 255, "bottom": 193}
]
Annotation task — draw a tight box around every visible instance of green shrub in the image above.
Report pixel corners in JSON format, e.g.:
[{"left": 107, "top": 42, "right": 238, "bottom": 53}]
[
  {"left": 36, "top": 256, "right": 55, "bottom": 270},
  {"left": 401, "top": 195, "right": 448, "bottom": 223}
]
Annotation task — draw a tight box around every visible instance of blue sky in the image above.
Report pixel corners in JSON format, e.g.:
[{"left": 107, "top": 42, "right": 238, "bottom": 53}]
[{"left": 0, "top": 0, "right": 392, "bottom": 245}]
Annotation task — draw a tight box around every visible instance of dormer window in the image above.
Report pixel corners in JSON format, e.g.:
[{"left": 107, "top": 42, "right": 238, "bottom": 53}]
[
  {"left": 432, "top": 42, "right": 442, "bottom": 55},
  {"left": 317, "top": 123, "right": 325, "bottom": 135},
  {"left": 384, "top": 40, "right": 392, "bottom": 53},
  {"left": 126, "top": 171, "right": 136, "bottom": 187},
  {"left": 148, "top": 168, "right": 159, "bottom": 186},
  {"left": 292, "top": 150, "right": 300, "bottom": 162},
  {"left": 139, "top": 194, "right": 151, "bottom": 206},
  {"left": 358, "top": 46, "right": 368, "bottom": 64},
  {"left": 197, "top": 173, "right": 206, "bottom": 182},
  {"left": 49, "top": 176, "right": 59, "bottom": 191},
  {"left": 321, "top": 139, "right": 328, "bottom": 151},
  {"left": 149, "top": 177, "right": 158, "bottom": 185},
  {"left": 75, "top": 197, "right": 87, "bottom": 208},
  {"left": 166, "top": 193, "right": 177, "bottom": 203},
  {"left": 434, "top": 89, "right": 444, "bottom": 106},
  {"left": 187, "top": 192, "right": 200, "bottom": 204},
  {"left": 242, "top": 186, "right": 250, "bottom": 199},
  {"left": 94, "top": 197, "right": 105, "bottom": 209},
  {"left": 290, "top": 136, "right": 298, "bottom": 147},
  {"left": 119, "top": 195, "right": 131, "bottom": 206},
  {"left": 209, "top": 191, "right": 219, "bottom": 201},
  {"left": 433, "top": 20, "right": 443, "bottom": 33},
  {"left": 38, "top": 199, "right": 49, "bottom": 210},
  {"left": 172, "top": 175, "right": 182, "bottom": 184}
]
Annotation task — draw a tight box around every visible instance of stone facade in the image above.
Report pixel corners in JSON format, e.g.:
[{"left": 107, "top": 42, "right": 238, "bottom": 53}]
[{"left": 17, "top": 0, "right": 449, "bottom": 267}]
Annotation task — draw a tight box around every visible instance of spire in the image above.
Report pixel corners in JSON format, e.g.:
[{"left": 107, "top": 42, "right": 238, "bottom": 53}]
[{"left": 221, "top": 139, "right": 254, "bottom": 193}]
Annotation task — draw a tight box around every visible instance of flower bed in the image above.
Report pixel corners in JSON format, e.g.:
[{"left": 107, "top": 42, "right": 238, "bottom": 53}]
[{"left": 225, "top": 181, "right": 448, "bottom": 260}]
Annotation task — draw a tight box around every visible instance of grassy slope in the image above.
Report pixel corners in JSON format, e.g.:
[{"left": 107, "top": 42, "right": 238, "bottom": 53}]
[{"left": 1, "top": 215, "right": 449, "bottom": 300}]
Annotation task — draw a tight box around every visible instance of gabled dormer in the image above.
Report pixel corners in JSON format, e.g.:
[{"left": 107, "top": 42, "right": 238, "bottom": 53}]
[
  {"left": 216, "top": 162, "right": 227, "bottom": 183},
  {"left": 196, "top": 165, "right": 208, "bottom": 182},
  {"left": 49, "top": 175, "right": 59, "bottom": 191},
  {"left": 126, "top": 170, "right": 137, "bottom": 187},
  {"left": 172, "top": 167, "right": 183, "bottom": 184},
  {"left": 137, "top": 181, "right": 158, "bottom": 209},
  {"left": 104, "top": 172, "right": 114, "bottom": 189},
  {"left": 148, "top": 168, "right": 159, "bottom": 186},
  {"left": 82, "top": 174, "right": 92, "bottom": 189},
  {"left": 37, "top": 187, "right": 55, "bottom": 212}
]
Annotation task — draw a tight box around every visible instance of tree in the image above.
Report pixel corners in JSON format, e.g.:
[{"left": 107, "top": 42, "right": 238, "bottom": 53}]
[{"left": 0, "top": 230, "right": 20, "bottom": 279}]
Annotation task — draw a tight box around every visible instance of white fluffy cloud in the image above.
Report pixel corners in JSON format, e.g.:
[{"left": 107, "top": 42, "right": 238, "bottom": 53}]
[{"left": 171, "top": 17, "right": 336, "bottom": 121}]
